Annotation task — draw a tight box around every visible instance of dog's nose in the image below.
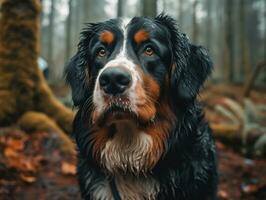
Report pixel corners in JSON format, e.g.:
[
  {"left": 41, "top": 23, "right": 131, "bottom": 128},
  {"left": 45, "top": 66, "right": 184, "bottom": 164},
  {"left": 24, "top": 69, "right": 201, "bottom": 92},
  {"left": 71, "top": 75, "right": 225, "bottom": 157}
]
[{"left": 99, "top": 67, "right": 132, "bottom": 95}]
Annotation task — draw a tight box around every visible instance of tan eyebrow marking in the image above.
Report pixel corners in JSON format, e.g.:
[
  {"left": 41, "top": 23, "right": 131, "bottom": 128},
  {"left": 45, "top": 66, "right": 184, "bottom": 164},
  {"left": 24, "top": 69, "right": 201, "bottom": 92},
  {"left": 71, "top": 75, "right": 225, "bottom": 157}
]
[
  {"left": 134, "top": 30, "right": 149, "bottom": 44},
  {"left": 99, "top": 31, "right": 114, "bottom": 44}
]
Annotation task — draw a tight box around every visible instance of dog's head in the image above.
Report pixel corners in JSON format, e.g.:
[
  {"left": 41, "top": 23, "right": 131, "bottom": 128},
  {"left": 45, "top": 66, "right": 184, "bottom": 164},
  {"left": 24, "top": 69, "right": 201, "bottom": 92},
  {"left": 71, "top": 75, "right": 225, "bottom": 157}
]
[{"left": 66, "top": 14, "right": 212, "bottom": 174}]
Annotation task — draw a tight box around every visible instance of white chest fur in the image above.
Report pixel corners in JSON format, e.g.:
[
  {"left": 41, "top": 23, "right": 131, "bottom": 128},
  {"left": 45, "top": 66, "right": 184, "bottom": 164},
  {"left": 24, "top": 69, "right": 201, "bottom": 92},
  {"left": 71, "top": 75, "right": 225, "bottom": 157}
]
[
  {"left": 100, "top": 121, "right": 154, "bottom": 174},
  {"left": 91, "top": 121, "right": 160, "bottom": 199}
]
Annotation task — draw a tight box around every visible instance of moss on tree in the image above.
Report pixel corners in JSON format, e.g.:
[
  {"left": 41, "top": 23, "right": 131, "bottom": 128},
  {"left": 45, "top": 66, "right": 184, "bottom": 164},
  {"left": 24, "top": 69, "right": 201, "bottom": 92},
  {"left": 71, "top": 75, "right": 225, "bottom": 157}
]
[{"left": 0, "top": 0, "right": 75, "bottom": 153}]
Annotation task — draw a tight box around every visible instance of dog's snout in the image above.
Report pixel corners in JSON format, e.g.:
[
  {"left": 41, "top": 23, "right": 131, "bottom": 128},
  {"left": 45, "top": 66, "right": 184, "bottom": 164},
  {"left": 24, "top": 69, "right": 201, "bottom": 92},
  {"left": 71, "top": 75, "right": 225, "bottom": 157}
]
[{"left": 99, "top": 67, "right": 132, "bottom": 95}]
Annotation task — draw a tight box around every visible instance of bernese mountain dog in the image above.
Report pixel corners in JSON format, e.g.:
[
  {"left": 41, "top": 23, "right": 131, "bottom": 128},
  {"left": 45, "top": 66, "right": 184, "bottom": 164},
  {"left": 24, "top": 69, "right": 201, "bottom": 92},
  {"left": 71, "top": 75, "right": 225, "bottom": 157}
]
[{"left": 66, "top": 14, "right": 217, "bottom": 200}]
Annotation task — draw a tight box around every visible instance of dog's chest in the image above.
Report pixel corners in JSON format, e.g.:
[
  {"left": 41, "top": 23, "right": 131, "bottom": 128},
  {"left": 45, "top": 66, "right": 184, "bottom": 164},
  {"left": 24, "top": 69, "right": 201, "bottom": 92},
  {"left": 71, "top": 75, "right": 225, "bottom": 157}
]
[{"left": 91, "top": 175, "right": 160, "bottom": 200}]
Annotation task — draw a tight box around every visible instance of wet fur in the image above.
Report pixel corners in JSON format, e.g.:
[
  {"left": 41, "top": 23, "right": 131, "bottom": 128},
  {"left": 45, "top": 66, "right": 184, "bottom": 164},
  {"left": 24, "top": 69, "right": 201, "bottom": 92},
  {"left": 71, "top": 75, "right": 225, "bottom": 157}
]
[{"left": 66, "top": 14, "right": 217, "bottom": 200}]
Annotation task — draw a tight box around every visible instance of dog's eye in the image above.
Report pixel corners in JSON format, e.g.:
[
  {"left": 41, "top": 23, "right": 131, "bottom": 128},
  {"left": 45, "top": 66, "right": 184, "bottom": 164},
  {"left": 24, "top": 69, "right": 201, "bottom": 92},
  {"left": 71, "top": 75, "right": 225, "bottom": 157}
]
[
  {"left": 144, "top": 46, "right": 154, "bottom": 56},
  {"left": 97, "top": 48, "right": 106, "bottom": 57}
]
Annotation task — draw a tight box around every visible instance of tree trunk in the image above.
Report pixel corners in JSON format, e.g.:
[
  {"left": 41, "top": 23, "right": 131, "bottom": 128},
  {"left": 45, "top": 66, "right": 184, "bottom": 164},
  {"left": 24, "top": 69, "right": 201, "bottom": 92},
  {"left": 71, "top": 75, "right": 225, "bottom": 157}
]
[
  {"left": 65, "top": 0, "right": 73, "bottom": 62},
  {"left": 117, "top": 0, "right": 123, "bottom": 17},
  {"left": 265, "top": 0, "right": 266, "bottom": 63},
  {"left": 178, "top": 0, "right": 184, "bottom": 28},
  {"left": 206, "top": 0, "right": 212, "bottom": 50},
  {"left": 243, "top": 61, "right": 266, "bottom": 97},
  {"left": 142, "top": 0, "right": 157, "bottom": 17},
  {"left": 47, "top": 0, "right": 55, "bottom": 82},
  {"left": 0, "top": 0, "right": 75, "bottom": 153},
  {"left": 83, "top": 0, "right": 100, "bottom": 23},
  {"left": 239, "top": 0, "right": 250, "bottom": 82},
  {"left": 162, "top": 0, "right": 167, "bottom": 10},
  {"left": 192, "top": 0, "right": 199, "bottom": 43},
  {"left": 224, "top": 0, "right": 234, "bottom": 82},
  {"left": 82, "top": 0, "right": 89, "bottom": 22},
  {"left": 73, "top": 0, "right": 82, "bottom": 46}
]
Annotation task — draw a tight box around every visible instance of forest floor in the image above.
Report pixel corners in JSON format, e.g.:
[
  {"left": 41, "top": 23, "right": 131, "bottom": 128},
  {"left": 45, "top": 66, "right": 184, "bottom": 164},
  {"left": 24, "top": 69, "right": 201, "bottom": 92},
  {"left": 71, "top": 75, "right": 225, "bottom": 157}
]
[{"left": 0, "top": 84, "right": 265, "bottom": 200}]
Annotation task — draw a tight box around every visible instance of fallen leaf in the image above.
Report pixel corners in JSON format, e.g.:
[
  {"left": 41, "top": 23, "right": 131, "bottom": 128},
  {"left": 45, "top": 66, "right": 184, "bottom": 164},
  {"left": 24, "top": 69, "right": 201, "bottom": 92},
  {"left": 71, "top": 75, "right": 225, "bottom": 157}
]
[
  {"left": 4, "top": 147, "right": 18, "bottom": 158},
  {"left": 6, "top": 138, "right": 24, "bottom": 151},
  {"left": 218, "top": 190, "right": 228, "bottom": 199},
  {"left": 216, "top": 141, "right": 226, "bottom": 150},
  {"left": 241, "top": 184, "right": 259, "bottom": 194},
  {"left": 20, "top": 174, "right": 36, "bottom": 183},
  {"left": 61, "top": 162, "right": 76, "bottom": 175},
  {"left": 22, "top": 159, "right": 36, "bottom": 172},
  {"left": 0, "top": 179, "right": 16, "bottom": 188},
  {"left": 7, "top": 157, "right": 37, "bottom": 172}
]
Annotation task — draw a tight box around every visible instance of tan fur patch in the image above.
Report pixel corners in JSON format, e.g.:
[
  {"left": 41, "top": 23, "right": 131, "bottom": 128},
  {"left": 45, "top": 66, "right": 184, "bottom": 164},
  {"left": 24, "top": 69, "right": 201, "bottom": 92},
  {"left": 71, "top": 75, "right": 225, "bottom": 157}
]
[
  {"left": 135, "top": 75, "right": 160, "bottom": 123},
  {"left": 91, "top": 126, "right": 110, "bottom": 159},
  {"left": 100, "top": 31, "right": 114, "bottom": 44},
  {"left": 134, "top": 30, "right": 149, "bottom": 44},
  {"left": 145, "top": 103, "right": 176, "bottom": 167}
]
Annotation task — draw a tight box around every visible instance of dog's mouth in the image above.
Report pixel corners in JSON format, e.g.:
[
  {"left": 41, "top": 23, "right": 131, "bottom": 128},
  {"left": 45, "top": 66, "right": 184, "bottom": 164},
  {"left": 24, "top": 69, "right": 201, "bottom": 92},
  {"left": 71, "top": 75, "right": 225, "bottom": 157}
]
[
  {"left": 98, "top": 105, "right": 137, "bottom": 126},
  {"left": 95, "top": 96, "right": 155, "bottom": 128},
  {"left": 96, "top": 96, "right": 136, "bottom": 125}
]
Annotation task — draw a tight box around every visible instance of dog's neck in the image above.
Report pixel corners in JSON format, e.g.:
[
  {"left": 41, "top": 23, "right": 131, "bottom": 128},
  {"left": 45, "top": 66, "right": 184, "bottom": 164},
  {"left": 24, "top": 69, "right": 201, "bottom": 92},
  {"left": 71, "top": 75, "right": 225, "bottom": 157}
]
[
  {"left": 100, "top": 120, "right": 154, "bottom": 174},
  {"left": 110, "top": 120, "right": 139, "bottom": 136},
  {"left": 92, "top": 120, "right": 161, "bottom": 199}
]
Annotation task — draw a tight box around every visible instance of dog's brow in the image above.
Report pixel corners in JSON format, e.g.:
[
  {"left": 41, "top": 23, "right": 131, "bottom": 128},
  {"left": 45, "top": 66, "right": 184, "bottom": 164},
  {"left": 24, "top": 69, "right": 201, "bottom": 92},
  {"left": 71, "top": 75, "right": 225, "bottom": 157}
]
[
  {"left": 99, "top": 31, "right": 114, "bottom": 44},
  {"left": 134, "top": 29, "right": 149, "bottom": 44}
]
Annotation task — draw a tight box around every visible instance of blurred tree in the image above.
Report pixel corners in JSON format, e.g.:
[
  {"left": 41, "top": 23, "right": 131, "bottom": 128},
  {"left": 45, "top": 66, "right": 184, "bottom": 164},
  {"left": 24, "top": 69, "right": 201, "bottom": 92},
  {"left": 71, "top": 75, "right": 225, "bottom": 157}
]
[
  {"left": 73, "top": 0, "right": 82, "bottom": 48},
  {"left": 65, "top": 0, "right": 73, "bottom": 62},
  {"left": 162, "top": 0, "right": 166, "bottom": 11},
  {"left": 206, "top": 0, "right": 212, "bottom": 50},
  {"left": 224, "top": 0, "right": 235, "bottom": 82},
  {"left": 82, "top": 0, "right": 89, "bottom": 22},
  {"left": 82, "top": 0, "right": 106, "bottom": 23},
  {"left": 239, "top": 0, "right": 250, "bottom": 81},
  {"left": 0, "top": 0, "right": 74, "bottom": 153},
  {"left": 37, "top": 0, "right": 266, "bottom": 85},
  {"left": 264, "top": 0, "right": 266, "bottom": 63},
  {"left": 192, "top": 0, "right": 198, "bottom": 43},
  {"left": 117, "top": 0, "right": 124, "bottom": 17},
  {"left": 178, "top": 0, "right": 184, "bottom": 28},
  {"left": 246, "top": 0, "right": 261, "bottom": 67},
  {"left": 142, "top": 0, "right": 157, "bottom": 17},
  {"left": 47, "top": 0, "right": 55, "bottom": 83}
]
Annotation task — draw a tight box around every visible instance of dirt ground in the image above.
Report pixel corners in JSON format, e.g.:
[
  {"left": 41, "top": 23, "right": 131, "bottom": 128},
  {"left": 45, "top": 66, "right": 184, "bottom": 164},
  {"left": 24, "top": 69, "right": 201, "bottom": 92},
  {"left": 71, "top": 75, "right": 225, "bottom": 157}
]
[{"left": 0, "top": 128, "right": 265, "bottom": 200}]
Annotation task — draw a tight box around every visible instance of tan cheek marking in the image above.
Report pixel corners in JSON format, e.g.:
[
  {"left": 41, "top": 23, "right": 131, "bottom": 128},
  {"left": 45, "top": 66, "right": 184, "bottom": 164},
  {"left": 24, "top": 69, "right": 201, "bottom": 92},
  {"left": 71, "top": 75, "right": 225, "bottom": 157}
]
[
  {"left": 91, "top": 127, "right": 110, "bottom": 160},
  {"left": 100, "top": 31, "right": 114, "bottom": 44},
  {"left": 145, "top": 75, "right": 160, "bottom": 100},
  {"left": 134, "top": 30, "right": 150, "bottom": 44},
  {"left": 145, "top": 102, "right": 176, "bottom": 167},
  {"left": 92, "top": 111, "right": 99, "bottom": 124},
  {"left": 135, "top": 75, "right": 160, "bottom": 122},
  {"left": 137, "top": 105, "right": 156, "bottom": 122},
  {"left": 136, "top": 73, "right": 176, "bottom": 167}
]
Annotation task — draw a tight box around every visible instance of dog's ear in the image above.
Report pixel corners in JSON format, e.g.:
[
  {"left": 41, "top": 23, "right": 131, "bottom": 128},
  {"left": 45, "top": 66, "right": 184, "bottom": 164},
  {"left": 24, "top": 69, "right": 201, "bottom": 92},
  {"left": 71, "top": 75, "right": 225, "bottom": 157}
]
[
  {"left": 155, "top": 14, "right": 212, "bottom": 102},
  {"left": 65, "top": 53, "right": 87, "bottom": 106},
  {"left": 174, "top": 45, "right": 212, "bottom": 102},
  {"left": 65, "top": 23, "right": 98, "bottom": 106}
]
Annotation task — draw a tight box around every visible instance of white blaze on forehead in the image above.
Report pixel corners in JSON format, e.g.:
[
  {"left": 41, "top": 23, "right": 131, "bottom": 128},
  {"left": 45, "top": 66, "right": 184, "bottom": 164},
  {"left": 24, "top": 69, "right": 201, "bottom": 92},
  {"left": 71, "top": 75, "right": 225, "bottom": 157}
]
[{"left": 117, "top": 18, "right": 130, "bottom": 58}]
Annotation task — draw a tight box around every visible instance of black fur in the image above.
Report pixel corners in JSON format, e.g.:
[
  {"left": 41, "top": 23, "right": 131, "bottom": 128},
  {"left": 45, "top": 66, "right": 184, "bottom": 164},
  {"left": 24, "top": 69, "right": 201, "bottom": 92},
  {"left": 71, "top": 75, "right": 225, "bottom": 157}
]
[{"left": 66, "top": 14, "right": 217, "bottom": 200}]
